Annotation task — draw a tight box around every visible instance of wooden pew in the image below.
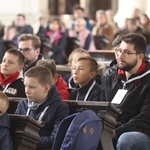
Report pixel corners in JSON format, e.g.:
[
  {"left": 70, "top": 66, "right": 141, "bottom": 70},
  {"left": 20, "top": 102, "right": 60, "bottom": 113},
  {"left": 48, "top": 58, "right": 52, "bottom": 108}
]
[
  {"left": 9, "top": 114, "right": 42, "bottom": 150},
  {"left": 64, "top": 100, "right": 120, "bottom": 150},
  {"left": 8, "top": 98, "right": 119, "bottom": 150},
  {"left": 56, "top": 65, "right": 71, "bottom": 77},
  {"left": 89, "top": 50, "right": 115, "bottom": 69}
]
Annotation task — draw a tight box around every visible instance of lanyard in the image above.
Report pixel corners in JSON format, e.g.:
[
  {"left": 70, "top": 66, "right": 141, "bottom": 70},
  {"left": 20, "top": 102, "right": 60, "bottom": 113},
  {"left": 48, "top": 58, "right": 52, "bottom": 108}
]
[
  {"left": 122, "top": 70, "right": 150, "bottom": 89},
  {"left": 3, "top": 83, "right": 10, "bottom": 93},
  {"left": 68, "top": 75, "right": 73, "bottom": 88},
  {"left": 26, "top": 106, "right": 49, "bottom": 122},
  {"left": 76, "top": 80, "right": 96, "bottom": 101}
]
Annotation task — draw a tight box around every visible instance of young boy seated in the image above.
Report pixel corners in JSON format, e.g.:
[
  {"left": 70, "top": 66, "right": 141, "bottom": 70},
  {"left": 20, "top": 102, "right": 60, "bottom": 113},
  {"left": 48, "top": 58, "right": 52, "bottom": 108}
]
[
  {"left": 71, "top": 56, "right": 101, "bottom": 101},
  {"left": 36, "top": 59, "right": 70, "bottom": 100},
  {"left": 15, "top": 66, "right": 69, "bottom": 150},
  {"left": 0, "top": 48, "right": 26, "bottom": 97},
  {"left": 0, "top": 91, "right": 13, "bottom": 150},
  {"left": 63, "top": 48, "right": 91, "bottom": 88}
]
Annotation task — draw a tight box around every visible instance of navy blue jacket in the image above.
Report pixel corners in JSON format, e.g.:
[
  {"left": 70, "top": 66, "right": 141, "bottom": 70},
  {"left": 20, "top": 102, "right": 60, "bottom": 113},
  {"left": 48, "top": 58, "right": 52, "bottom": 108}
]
[
  {"left": 71, "top": 79, "right": 101, "bottom": 101},
  {"left": 0, "top": 113, "right": 13, "bottom": 150},
  {"left": 15, "top": 85, "right": 69, "bottom": 150}
]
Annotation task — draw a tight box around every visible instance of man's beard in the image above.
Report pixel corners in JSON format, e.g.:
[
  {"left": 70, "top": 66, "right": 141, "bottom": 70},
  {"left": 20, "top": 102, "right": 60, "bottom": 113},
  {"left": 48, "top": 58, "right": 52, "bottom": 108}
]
[{"left": 117, "top": 58, "right": 138, "bottom": 71}]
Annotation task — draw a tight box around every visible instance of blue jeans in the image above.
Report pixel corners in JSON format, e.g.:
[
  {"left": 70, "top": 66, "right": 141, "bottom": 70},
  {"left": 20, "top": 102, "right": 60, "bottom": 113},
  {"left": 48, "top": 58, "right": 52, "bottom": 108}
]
[{"left": 116, "top": 132, "right": 150, "bottom": 150}]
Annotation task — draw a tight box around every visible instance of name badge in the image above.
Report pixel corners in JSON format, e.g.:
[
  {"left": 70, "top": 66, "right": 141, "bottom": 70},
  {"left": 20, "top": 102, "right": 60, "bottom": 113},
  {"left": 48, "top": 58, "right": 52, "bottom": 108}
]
[{"left": 111, "top": 89, "right": 128, "bottom": 104}]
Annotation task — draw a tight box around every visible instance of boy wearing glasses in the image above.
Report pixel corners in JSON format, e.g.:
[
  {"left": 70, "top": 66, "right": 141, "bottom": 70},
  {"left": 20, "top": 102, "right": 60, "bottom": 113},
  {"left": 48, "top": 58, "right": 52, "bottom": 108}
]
[
  {"left": 101, "top": 33, "right": 150, "bottom": 150},
  {"left": 0, "top": 91, "right": 13, "bottom": 150},
  {"left": 18, "top": 34, "right": 44, "bottom": 74}
]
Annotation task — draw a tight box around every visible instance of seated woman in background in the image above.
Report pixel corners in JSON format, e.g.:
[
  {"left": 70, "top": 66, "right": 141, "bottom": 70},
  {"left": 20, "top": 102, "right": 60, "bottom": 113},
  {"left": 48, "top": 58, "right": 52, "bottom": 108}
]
[
  {"left": 68, "top": 18, "right": 95, "bottom": 51},
  {"left": 92, "top": 10, "right": 114, "bottom": 49},
  {"left": 46, "top": 18, "right": 67, "bottom": 64},
  {"left": 0, "top": 49, "right": 26, "bottom": 98}
]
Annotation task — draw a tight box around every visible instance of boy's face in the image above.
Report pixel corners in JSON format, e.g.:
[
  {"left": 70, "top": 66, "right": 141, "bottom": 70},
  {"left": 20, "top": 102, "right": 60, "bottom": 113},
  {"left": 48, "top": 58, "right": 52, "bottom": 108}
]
[
  {"left": 72, "top": 59, "right": 96, "bottom": 87},
  {"left": 1, "top": 53, "right": 22, "bottom": 77},
  {"left": 24, "top": 76, "right": 50, "bottom": 103}
]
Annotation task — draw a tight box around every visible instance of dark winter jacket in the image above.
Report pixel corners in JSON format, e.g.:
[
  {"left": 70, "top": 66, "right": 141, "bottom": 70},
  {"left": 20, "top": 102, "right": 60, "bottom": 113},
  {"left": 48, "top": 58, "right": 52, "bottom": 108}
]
[
  {"left": 71, "top": 79, "right": 101, "bottom": 101},
  {"left": 15, "top": 85, "right": 69, "bottom": 150},
  {"left": 101, "top": 60, "right": 150, "bottom": 137},
  {"left": 23, "top": 54, "right": 44, "bottom": 74},
  {"left": 0, "top": 113, "right": 13, "bottom": 150},
  {"left": 0, "top": 78, "right": 26, "bottom": 98}
]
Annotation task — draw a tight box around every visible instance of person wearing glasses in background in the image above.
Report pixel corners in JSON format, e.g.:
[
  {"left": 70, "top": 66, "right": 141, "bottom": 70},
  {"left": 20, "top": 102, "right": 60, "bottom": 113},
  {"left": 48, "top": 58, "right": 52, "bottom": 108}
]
[
  {"left": 18, "top": 34, "right": 44, "bottom": 74},
  {"left": 0, "top": 91, "right": 13, "bottom": 150},
  {"left": 100, "top": 33, "right": 150, "bottom": 150}
]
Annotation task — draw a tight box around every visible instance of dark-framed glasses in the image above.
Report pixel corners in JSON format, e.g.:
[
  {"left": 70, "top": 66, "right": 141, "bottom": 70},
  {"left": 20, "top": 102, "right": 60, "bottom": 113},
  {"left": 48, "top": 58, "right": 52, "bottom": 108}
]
[
  {"left": 115, "top": 48, "right": 137, "bottom": 57},
  {"left": 18, "top": 47, "right": 34, "bottom": 53}
]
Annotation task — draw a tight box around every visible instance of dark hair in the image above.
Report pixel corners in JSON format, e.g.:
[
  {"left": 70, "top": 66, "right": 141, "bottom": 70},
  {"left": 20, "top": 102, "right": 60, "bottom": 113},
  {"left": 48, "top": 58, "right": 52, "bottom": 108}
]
[
  {"left": 36, "top": 59, "right": 57, "bottom": 77},
  {"left": 112, "top": 33, "right": 125, "bottom": 47},
  {"left": 73, "top": 6, "right": 84, "bottom": 12},
  {"left": 77, "top": 56, "right": 98, "bottom": 72},
  {"left": 6, "top": 48, "right": 25, "bottom": 65},
  {"left": 24, "top": 66, "right": 53, "bottom": 86},
  {"left": 121, "top": 33, "right": 147, "bottom": 54},
  {"left": 17, "top": 14, "right": 26, "bottom": 20}
]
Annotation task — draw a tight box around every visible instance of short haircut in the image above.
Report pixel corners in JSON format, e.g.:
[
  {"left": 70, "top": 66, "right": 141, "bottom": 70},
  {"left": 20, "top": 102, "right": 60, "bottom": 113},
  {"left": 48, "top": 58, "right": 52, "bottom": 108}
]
[
  {"left": 0, "top": 91, "right": 9, "bottom": 113},
  {"left": 112, "top": 33, "right": 125, "bottom": 47},
  {"left": 24, "top": 66, "right": 53, "bottom": 86},
  {"left": 77, "top": 56, "right": 98, "bottom": 72},
  {"left": 17, "top": 14, "right": 26, "bottom": 20},
  {"left": 6, "top": 48, "right": 25, "bottom": 65},
  {"left": 68, "top": 48, "right": 90, "bottom": 63},
  {"left": 121, "top": 33, "right": 147, "bottom": 55},
  {"left": 18, "top": 34, "right": 41, "bottom": 49},
  {"left": 73, "top": 6, "right": 84, "bottom": 12},
  {"left": 36, "top": 59, "right": 57, "bottom": 77}
]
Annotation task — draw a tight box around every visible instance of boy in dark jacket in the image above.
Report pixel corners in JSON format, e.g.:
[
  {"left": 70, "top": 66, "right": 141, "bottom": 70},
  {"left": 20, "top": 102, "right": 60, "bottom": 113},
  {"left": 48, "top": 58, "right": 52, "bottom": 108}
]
[
  {"left": 71, "top": 56, "right": 101, "bottom": 101},
  {"left": 0, "top": 91, "right": 13, "bottom": 150},
  {"left": 0, "top": 48, "right": 26, "bottom": 98},
  {"left": 15, "top": 66, "right": 69, "bottom": 150}
]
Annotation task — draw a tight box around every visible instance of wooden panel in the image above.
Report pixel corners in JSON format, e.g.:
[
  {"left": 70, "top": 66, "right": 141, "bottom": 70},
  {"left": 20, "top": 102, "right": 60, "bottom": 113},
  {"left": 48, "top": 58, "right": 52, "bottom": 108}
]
[
  {"left": 89, "top": 50, "right": 115, "bottom": 69},
  {"left": 9, "top": 114, "right": 42, "bottom": 150},
  {"left": 56, "top": 65, "right": 71, "bottom": 77},
  {"left": 8, "top": 98, "right": 119, "bottom": 150}
]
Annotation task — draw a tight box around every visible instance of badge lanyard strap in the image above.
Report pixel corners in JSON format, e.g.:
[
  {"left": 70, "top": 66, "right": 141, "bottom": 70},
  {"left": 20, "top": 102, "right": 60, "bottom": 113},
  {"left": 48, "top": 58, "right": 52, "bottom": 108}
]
[
  {"left": 26, "top": 105, "right": 49, "bottom": 122},
  {"left": 76, "top": 80, "right": 96, "bottom": 101},
  {"left": 122, "top": 70, "right": 150, "bottom": 89}
]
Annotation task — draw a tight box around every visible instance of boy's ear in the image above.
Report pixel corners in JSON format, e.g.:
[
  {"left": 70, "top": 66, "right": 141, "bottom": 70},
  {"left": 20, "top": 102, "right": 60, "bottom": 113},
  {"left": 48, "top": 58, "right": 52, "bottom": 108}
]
[
  {"left": 53, "top": 74, "right": 58, "bottom": 84},
  {"left": 44, "top": 84, "right": 51, "bottom": 93},
  {"left": 90, "top": 71, "right": 97, "bottom": 79},
  {"left": 18, "top": 65, "right": 23, "bottom": 72}
]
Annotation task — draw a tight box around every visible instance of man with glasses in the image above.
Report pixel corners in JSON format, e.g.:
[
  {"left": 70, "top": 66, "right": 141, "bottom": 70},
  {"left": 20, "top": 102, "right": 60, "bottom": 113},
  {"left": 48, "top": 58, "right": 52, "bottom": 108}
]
[
  {"left": 101, "top": 33, "right": 150, "bottom": 150},
  {"left": 18, "top": 34, "right": 44, "bottom": 74}
]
